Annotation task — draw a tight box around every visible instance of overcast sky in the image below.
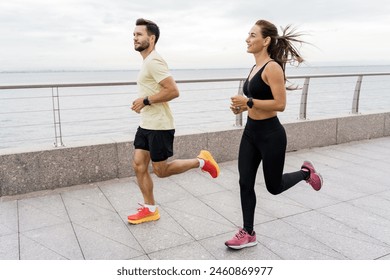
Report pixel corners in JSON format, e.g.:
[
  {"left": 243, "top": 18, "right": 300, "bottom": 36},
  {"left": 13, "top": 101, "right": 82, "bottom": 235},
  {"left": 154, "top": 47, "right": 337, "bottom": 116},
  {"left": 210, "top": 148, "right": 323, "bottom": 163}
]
[{"left": 1, "top": 0, "right": 390, "bottom": 71}]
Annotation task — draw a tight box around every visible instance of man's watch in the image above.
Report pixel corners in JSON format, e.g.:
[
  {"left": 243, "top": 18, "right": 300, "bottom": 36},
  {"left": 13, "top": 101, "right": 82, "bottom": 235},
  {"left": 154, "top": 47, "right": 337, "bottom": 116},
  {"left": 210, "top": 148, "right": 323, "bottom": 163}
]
[
  {"left": 247, "top": 97, "right": 254, "bottom": 108},
  {"left": 143, "top": 97, "right": 151, "bottom": 106}
]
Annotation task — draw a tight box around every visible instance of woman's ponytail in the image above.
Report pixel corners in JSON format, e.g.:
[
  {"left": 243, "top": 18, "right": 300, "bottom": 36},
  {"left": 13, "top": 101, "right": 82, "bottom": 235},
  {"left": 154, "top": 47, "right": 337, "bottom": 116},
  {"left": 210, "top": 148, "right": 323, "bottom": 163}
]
[{"left": 256, "top": 20, "right": 306, "bottom": 74}]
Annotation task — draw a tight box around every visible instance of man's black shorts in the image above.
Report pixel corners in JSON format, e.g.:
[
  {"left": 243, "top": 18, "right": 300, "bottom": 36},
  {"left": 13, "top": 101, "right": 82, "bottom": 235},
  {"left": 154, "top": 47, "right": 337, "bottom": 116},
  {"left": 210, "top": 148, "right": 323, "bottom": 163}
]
[{"left": 133, "top": 127, "right": 175, "bottom": 162}]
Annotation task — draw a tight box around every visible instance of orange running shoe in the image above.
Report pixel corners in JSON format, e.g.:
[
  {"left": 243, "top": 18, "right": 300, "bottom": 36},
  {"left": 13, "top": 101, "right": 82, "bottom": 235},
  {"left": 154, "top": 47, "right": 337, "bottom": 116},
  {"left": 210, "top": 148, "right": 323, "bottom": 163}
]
[
  {"left": 127, "top": 204, "right": 160, "bottom": 224},
  {"left": 197, "top": 150, "right": 220, "bottom": 178}
]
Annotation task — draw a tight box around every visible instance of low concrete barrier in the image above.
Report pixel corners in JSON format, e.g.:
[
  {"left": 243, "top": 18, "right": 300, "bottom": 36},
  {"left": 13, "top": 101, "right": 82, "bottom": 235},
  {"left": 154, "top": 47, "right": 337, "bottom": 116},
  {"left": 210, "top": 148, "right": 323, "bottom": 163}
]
[{"left": 1, "top": 112, "right": 389, "bottom": 197}]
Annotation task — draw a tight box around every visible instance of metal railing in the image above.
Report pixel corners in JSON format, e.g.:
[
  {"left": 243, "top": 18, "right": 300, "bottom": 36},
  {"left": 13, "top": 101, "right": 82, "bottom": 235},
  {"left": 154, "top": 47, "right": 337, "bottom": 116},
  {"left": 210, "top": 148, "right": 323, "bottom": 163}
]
[
  {"left": 1, "top": 72, "right": 389, "bottom": 148},
  {"left": 291, "top": 72, "right": 390, "bottom": 120}
]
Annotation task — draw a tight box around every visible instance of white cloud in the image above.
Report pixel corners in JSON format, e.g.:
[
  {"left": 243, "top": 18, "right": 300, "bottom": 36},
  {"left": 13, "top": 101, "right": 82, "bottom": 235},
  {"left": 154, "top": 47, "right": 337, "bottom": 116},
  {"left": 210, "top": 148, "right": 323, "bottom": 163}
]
[{"left": 0, "top": 0, "right": 389, "bottom": 71}]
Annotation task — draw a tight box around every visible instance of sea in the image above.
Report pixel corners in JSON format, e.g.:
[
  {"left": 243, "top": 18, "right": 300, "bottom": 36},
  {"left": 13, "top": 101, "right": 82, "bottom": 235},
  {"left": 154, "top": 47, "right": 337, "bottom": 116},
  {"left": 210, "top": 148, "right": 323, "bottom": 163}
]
[{"left": 1, "top": 65, "right": 390, "bottom": 150}]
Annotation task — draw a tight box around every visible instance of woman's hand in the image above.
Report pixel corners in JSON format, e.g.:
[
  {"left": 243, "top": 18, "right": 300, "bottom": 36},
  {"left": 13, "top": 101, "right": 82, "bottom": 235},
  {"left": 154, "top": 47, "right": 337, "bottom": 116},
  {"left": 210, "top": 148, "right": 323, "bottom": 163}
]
[
  {"left": 231, "top": 95, "right": 248, "bottom": 108},
  {"left": 230, "top": 104, "right": 239, "bottom": 115},
  {"left": 230, "top": 95, "right": 248, "bottom": 115}
]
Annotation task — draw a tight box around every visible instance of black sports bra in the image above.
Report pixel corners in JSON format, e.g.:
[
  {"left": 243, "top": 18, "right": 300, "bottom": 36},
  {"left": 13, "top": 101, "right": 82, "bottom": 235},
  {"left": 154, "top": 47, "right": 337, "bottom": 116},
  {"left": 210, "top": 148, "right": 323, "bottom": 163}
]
[{"left": 243, "top": 60, "right": 274, "bottom": 100}]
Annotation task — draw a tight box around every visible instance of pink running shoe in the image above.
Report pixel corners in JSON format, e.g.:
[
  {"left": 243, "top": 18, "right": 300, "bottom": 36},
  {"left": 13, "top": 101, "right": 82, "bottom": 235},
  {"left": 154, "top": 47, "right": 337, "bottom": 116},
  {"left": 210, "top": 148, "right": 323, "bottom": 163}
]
[
  {"left": 301, "top": 160, "right": 323, "bottom": 191},
  {"left": 225, "top": 228, "right": 257, "bottom": 250}
]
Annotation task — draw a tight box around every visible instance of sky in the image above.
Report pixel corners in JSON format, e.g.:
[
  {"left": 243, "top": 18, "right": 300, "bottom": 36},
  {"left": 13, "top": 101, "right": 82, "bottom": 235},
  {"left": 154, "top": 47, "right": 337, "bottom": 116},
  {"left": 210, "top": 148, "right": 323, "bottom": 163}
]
[{"left": 1, "top": 0, "right": 390, "bottom": 71}]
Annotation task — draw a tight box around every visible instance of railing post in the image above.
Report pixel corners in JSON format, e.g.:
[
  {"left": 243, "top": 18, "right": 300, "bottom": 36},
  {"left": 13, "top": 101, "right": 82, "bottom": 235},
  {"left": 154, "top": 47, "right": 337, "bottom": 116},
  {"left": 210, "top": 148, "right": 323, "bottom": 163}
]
[
  {"left": 235, "top": 79, "right": 245, "bottom": 126},
  {"left": 352, "top": 75, "right": 363, "bottom": 114},
  {"left": 299, "top": 77, "right": 310, "bottom": 120},
  {"left": 51, "top": 87, "right": 65, "bottom": 147}
]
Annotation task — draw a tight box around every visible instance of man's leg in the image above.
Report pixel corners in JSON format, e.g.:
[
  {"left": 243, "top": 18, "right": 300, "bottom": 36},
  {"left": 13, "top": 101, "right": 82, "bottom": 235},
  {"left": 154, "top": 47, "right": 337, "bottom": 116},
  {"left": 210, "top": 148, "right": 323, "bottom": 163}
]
[
  {"left": 152, "top": 158, "right": 199, "bottom": 178},
  {"left": 148, "top": 129, "right": 219, "bottom": 179},
  {"left": 132, "top": 149, "right": 154, "bottom": 205},
  {"left": 152, "top": 150, "right": 220, "bottom": 179},
  {"left": 128, "top": 148, "right": 161, "bottom": 224}
]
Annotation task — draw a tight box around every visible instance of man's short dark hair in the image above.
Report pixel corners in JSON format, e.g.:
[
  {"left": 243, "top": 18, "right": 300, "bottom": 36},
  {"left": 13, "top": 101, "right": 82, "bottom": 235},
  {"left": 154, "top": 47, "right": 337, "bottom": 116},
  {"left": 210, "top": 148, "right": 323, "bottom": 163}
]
[{"left": 136, "top": 18, "right": 160, "bottom": 44}]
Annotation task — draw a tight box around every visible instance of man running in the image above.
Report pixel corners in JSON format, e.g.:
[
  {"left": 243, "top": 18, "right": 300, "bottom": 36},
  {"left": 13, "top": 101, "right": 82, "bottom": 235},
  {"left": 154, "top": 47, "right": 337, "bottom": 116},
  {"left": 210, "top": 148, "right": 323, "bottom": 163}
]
[{"left": 128, "top": 18, "right": 220, "bottom": 224}]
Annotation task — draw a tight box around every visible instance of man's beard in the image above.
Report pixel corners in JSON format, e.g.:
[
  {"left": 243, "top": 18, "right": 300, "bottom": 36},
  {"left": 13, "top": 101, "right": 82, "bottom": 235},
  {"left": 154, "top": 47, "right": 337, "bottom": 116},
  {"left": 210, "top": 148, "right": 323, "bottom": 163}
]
[{"left": 135, "top": 41, "right": 150, "bottom": 52}]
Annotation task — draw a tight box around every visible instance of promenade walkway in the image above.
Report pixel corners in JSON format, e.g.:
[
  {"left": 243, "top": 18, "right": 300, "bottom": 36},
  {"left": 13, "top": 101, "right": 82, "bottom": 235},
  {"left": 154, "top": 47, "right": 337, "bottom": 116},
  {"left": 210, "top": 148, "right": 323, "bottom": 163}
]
[{"left": 1, "top": 137, "right": 390, "bottom": 260}]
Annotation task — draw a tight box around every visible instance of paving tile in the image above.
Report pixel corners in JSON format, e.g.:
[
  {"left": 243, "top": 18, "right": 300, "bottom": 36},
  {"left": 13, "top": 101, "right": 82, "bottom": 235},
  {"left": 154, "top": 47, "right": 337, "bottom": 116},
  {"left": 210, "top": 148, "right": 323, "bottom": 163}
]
[
  {"left": 121, "top": 207, "right": 194, "bottom": 254},
  {"left": 376, "top": 253, "right": 390, "bottom": 260},
  {"left": 341, "top": 165, "right": 389, "bottom": 189},
  {"left": 129, "top": 254, "right": 150, "bottom": 260},
  {"left": 365, "top": 159, "right": 390, "bottom": 174},
  {"left": 198, "top": 190, "right": 276, "bottom": 227},
  {"left": 62, "top": 186, "right": 114, "bottom": 210},
  {"left": 319, "top": 202, "right": 390, "bottom": 245},
  {"left": 313, "top": 173, "right": 369, "bottom": 202},
  {"left": 73, "top": 223, "right": 144, "bottom": 260},
  {"left": 19, "top": 234, "right": 68, "bottom": 260},
  {"left": 349, "top": 193, "right": 390, "bottom": 221},
  {"left": 2, "top": 137, "right": 390, "bottom": 260},
  {"left": 152, "top": 176, "right": 194, "bottom": 204},
  {"left": 0, "top": 201, "right": 18, "bottom": 236},
  {"left": 163, "top": 197, "right": 234, "bottom": 240},
  {"left": 168, "top": 170, "right": 223, "bottom": 197},
  {"left": 255, "top": 189, "right": 310, "bottom": 219},
  {"left": 281, "top": 182, "right": 342, "bottom": 210},
  {"left": 317, "top": 146, "right": 380, "bottom": 166},
  {"left": 222, "top": 161, "right": 240, "bottom": 174},
  {"left": 255, "top": 219, "right": 346, "bottom": 260},
  {"left": 60, "top": 187, "right": 146, "bottom": 259},
  {"left": 99, "top": 178, "right": 143, "bottom": 212},
  {"left": 0, "top": 234, "right": 19, "bottom": 260},
  {"left": 320, "top": 167, "right": 388, "bottom": 196},
  {"left": 20, "top": 223, "right": 84, "bottom": 260},
  {"left": 210, "top": 165, "right": 240, "bottom": 191},
  {"left": 284, "top": 210, "right": 390, "bottom": 259},
  {"left": 71, "top": 210, "right": 143, "bottom": 256},
  {"left": 372, "top": 138, "right": 390, "bottom": 147},
  {"left": 148, "top": 241, "right": 215, "bottom": 260},
  {"left": 338, "top": 140, "right": 390, "bottom": 161},
  {"left": 284, "top": 151, "right": 310, "bottom": 168},
  {"left": 291, "top": 148, "right": 351, "bottom": 169},
  {"left": 18, "top": 195, "right": 69, "bottom": 232},
  {"left": 61, "top": 187, "right": 116, "bottom": 223},
  {"left": 380, "top": 190, "right": 390, "bottom": 201}
]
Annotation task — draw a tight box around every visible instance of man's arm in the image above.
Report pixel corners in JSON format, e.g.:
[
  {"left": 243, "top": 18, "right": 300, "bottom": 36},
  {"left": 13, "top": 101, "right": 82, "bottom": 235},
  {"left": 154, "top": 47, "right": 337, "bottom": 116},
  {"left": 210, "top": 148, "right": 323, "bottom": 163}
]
[
  {"left": 148, "top": 76, "right": 179, "bottom": 104},
  {"left": 131, "top": 76, "right": 179, "bottom": 113}
]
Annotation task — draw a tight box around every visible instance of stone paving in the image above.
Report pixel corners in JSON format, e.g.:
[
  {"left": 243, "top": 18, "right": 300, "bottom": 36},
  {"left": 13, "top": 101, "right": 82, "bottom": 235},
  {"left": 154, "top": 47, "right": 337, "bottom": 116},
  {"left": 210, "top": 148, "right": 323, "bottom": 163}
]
[{"left": 1, "top": 137, "right": 390, "bottom": 260}]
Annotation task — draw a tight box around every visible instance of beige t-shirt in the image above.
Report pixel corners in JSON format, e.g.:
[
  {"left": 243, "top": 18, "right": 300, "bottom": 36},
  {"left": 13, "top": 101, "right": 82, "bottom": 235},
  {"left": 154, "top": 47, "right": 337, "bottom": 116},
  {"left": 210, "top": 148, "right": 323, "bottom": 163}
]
[{"left": 137, "top": 50, "right": 175, "bottom": 130}]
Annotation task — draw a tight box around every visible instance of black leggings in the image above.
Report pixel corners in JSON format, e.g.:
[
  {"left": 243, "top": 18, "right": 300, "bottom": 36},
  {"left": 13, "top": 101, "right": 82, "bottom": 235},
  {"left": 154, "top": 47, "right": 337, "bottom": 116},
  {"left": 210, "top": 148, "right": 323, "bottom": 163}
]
[{"left": 238, "top": 116, "right": 306, "bottom": 233}]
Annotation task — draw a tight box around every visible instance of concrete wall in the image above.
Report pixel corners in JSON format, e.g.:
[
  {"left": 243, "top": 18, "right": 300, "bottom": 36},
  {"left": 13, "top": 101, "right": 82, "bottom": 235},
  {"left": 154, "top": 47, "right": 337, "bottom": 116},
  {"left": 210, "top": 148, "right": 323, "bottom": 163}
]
[{"left": 1, "top": 112, "right": 389, "bottom": 197}]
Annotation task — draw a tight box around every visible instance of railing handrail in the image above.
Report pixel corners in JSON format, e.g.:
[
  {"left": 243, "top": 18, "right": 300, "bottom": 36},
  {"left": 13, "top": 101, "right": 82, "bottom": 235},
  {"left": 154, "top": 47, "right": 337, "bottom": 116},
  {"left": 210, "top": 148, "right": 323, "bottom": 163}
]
[
  {"left": 1, "top": 71, "right": 390, "bottom": 148},
  {"left": 0, "top": 82, "right": 137, "bottom": 90},
  {"left": 1, "top": 72, "right": 390, "bottom": 90},
  {"left": 286, "top": 72, "right": 390, "bottom": 79}
]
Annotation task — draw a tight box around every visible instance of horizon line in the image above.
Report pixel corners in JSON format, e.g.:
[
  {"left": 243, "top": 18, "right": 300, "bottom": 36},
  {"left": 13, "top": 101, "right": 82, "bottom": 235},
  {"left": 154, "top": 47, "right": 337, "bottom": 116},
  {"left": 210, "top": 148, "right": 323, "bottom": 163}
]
[{"left": 2, "top": 63, "right": 390, "bottom": 74}]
